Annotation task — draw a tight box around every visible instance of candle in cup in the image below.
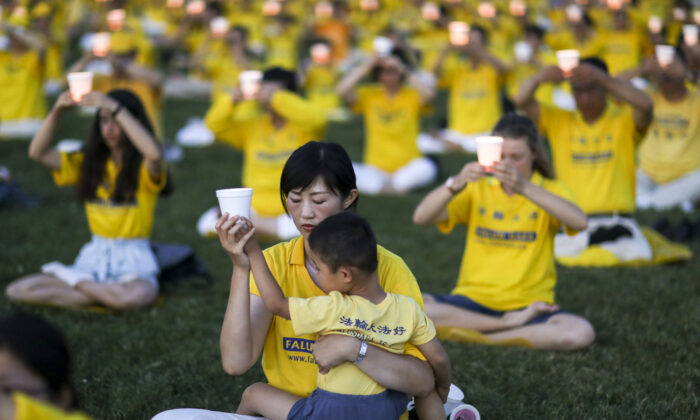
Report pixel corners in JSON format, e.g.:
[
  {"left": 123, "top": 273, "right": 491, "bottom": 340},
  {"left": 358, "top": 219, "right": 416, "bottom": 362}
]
[
  {"left": 556, "top": 49, "right": 579, "bottom": 77},
  {"left": 648, "top": 16, "right": 663, "bottom": 33},
  {"left": 107, "top": 9, "right": 126, "bottom": 31},
  {"left": 449, "top": 22, "right": 470, "bottom": 46},
  {"left": 315, "top": 1, "right": 333, "bottom": 19},
  {"left": 566, "top": 4, "right": 582, "bottom": 23},
  {"left": 186, "top": 0, "right": 205, "bottom": 15},
  {"left": 210, "top": 16, "right": 229, "bottom": 37},
  {"left": 509, "top": 0, "right": 527, "bottom": 17},
  {"left": 373, "top": 36, "right": 393, "bottom": 56},
  {"left": 167, "top": 0, "right": 184, "bottom": 8},
  {"left": 262, "top": 1, "right": 282, "bottom": 16},
  {"left": 606, "top": 0, "right": 623, "bottom": 10},
  {"left": 360, "top": 0, "right": 378, "bottom": 11},
  {"left": 655, "top": 45, "right": 675, "bottom": 68},
  {"left": 239, "top": 70, "right": 263, "bottom": 100},
  {"left": 67, "top": 72, "right": 94, "bottom": 102},
  {"left": 421, "top": 2, "right": 440, "bottom": 21},
  {"left": 683, "top": 24, "right": 698, "bottom": 46},
  {"left": 310, "top": 43, "right": 331, "bottom": 65},
  {"left": 476, "top": 136, "right": 504, "bottom": 170},
  {"left": 92, "top": 32, "right": 111, "bottom": 57},
  {"left": 478, "top": 2, "right": 496, "bottom": 19}
]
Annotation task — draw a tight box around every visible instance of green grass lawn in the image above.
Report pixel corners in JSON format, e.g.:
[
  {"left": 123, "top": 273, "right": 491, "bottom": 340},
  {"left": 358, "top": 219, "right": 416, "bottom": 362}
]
[{"left": 0, "top": 98, "right": 698, "bottom": 419}]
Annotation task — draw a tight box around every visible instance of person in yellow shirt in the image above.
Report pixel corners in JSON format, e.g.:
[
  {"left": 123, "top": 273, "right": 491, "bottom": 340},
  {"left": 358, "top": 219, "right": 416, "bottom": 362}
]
[
  {"left": 199, "top": 68, "right": 326, "bottom": 240},
  {"left": 153, "top": 142, "right": 445, "bottom": 420},
  {"left": 226, "top": 212, "right": 451, "bottom": 420},
  {"left": 634, "top": 50, "right": 700, "bottom": 211},
  {"left": 413, "top": 114, "right": 594, "bottom": 350},
  {"left": 337, "top": 49, "right": 438, "bottom": 194},
  {"left": 515, "top": 58, "right": 655, "bottom": 263},
  {"left": 601, "top": 8, "right": 646, "bottom": 76},
  {"left": 0, "top": 312, "right": 92, "bottom": 420},
  {"left": 6, "top": 89, "right": 168, "bottom": 310}
]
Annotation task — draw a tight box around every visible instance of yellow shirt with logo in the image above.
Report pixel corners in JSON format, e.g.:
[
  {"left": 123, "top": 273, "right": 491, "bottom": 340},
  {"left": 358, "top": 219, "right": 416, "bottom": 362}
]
[
  {"left": 0, "top": 50, "right": 46, "bottom": 121},
  {"left": 289, "top": 291, "right": 435, "bottom": 396},
  {"left": 638, "top": 88, "right": 700, "bottom": 183},
  {"left": 538, "top": 102, "right": 639, "bottom": 214},
  {"left": 441, "top": 60, "right": 502, "bottom": 135},
  {"left": 13, "top": 393, "right": 92, "bottom": 420},
  {"left": 250, "top": 237, "right": 426, "bottom": 398},
  {"left": 52, "top": 152, "right": 167, "bottom": 238},
  {"left": 353, "top": 85, "right": 425, "bottom": 172},
  {"left": 204, "top": 91, "right": 326, "bottom": 216},
  {"left": 304, "top": 64, "right": 341, "bottom": 112},
  {"left": 601, "top": 28, "right": 645, "bottom": 76},
  {"left": 438, "top": 173, "right": 577, "bottom": 311}
]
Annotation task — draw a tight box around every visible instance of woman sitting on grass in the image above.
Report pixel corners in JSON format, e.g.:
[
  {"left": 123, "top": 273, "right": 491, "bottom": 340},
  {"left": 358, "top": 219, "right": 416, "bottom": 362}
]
[
  {"left": 413, "top": 114, "right": 595, "bottom": 350},
  {"left": 6, "top": 89, "right": 168, "bottom": 310}
]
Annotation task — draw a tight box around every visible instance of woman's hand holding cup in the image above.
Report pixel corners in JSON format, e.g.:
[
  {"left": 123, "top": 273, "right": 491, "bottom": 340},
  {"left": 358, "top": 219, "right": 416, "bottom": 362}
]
[
  {"left": 216, "top": 213, "right": 256, "bottom": 266},
  {"left": 492, "top": 160, "right": 526, "bottom": 196}
]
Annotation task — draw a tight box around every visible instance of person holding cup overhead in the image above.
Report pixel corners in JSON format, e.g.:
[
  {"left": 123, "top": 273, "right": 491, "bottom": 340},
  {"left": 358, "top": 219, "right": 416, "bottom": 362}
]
[
  {"left": 413, "top": 114, "right": 595, "bottom": 350},
  {"left": 200, "top": 67, "right": 326, "bottom": 240},
  {"left": 6, "top": 89, "right": 168, "bottom": 310}
]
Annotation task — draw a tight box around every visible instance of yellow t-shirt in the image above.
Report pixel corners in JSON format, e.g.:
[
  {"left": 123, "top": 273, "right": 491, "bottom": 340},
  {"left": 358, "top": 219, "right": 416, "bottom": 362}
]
[
  {"left": 264, "top": 28, "right": 299, "bottom": 70},
  {"left": 13, "top": 393, "right": 92, "bottom": 420},
  {"left": 638, "top": 88, "right": 700, "bottom": 184},
  {"left": 438, "top": 173, "right": 577, "bottom": 311},
  {"left": 538, "top": 102, "right": 639, "bottom": 214},
  {"left": 441, "top": 59, "right": 502, "bottom": 135},
  {"left": 601, "top": 28, "right": 645, "bottom": 76},
  {"left": 545, "top": 29, "right": 606, "bottom": 58},
  {"left": 304, "top": 65, "right": 341, "bottom": 112},
  {"left": 0, "top": 50, "right": 46, "bottom": 121},
  {"left": 52, "top": 152, "right": 167, "bottom": 238},
  {"left": 249, "top": 237, "right": 426, "bottom": 398},
  {"left": 289, "top": 291, "right": 435, "bottom": 396},
  {"left": 204, "top": 91, "right": 326, "bottom": 217},
  {"left": 353, "top": 85, "right": 425, "bottom": 172}
]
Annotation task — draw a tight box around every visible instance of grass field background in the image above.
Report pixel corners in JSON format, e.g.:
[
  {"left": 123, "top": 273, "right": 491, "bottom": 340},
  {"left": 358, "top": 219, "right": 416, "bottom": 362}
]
[{"left": 1, "top": 96, "right": 698, "bottom": 419}]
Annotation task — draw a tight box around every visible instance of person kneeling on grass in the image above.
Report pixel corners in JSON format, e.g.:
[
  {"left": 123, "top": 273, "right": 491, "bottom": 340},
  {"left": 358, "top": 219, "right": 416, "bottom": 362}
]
[{"left": 221, "top": 212, "right": 451, "bottom": 420}]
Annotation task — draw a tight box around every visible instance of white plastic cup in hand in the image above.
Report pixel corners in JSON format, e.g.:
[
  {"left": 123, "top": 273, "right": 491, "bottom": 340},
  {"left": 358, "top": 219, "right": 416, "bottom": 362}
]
[
  {"left": 67, "top": 72, "right": 94, "bottom": 102},
  {"left": 310, "top": 43, "right": 331, "bottom": 65},
  {"left": 514, "top": 41, "right": 533, "bottom": 62},
  {"left": 239, "top": 70, "right": 263, "bottom": 99},
  {"left": 216, "top": 188, "right": 253, "bottom": 220},
  {"left": 443, "top": 384, "right": 466, "bottom": 415},
  {"left": 360, "top": 0, "right": 378, "bottom": 11},
  {"left": 566, "top": 4, "right": 582, "bottom": 22},
  {"left": 655, "top": 45, "right": 675, "bottom": 68},
  {"left": 210, "top": 16, "right": 230, "bottom": 37},
  {"left": 606, "top": 0, "right": 623, "bottom": 10},
  {"left": 421, "top": 2, "right": 440, "bottom": 21},
  {"left": 92, "top": 32, "right": 111, "bottom": 57},
  {"left": 373, "top": 36, "right": 393, "bottom": 56},
  {"left": 509, "top": 0, "right": 527, "bottom": 17},
  {"left": 167, "top": 0, "right": 184, "bottom": 8},
  {"left": 186, "top": 0, "right": 205, "bottom": 15},
  {"left": 476, "top": 136, "right": 503, "bottom": 171},
  {"left": 262, "top": 0, "right": 282, "bottom": 16},
  {"left": 449, "top": 22, "right": 470, "bottom": 46},
  {"left": 478, "top": 2, "right": 496, "bottom": 19},
  {"left": 107, "top": 9, "right": 126, "bottom": 31},
  {"left": 556, "top": 49, "right": 579, "bottom": 76},
  {"left": 683, "top": 25, "right": 699, "bottom": 46},
  {"left": 648, "top": 16, "right": 662, "bottom": 34}
]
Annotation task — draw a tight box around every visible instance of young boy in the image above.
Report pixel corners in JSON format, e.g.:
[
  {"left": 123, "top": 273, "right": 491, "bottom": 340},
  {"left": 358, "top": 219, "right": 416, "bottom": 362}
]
[{"left": 226, "top": 212, "right": 451, "bottom": 420}]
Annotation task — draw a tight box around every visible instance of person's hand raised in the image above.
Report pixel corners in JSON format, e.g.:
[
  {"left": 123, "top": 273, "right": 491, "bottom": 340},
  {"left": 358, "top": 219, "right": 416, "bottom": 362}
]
[
  {"left": 492, "top": 160, "right": 526, "bottom": 196},
  {"left": 216, "top": 214, "right": 256, "bottom": 267},
  {"left": 537, "top": 65, "right": 566, "bottom": 84},
  {"left": 52, "top": 91, "right": 78, "bottom": 112}
]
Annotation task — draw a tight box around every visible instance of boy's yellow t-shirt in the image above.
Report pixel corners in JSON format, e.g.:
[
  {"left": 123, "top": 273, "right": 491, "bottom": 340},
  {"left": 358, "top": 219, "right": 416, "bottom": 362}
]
[
  {"left": 204, "top": 91, "right": 326, "bottom": 216},
  {"left": 538, "top": 102, "right": 639, "bottom": 214},
  {"left": 442, "top": 60, "right": 502, "bottom": 135},
  {"left": 289, "top": 291, "right": 435, "bottom": 396},
  {"left": 638, "top": 88, "right": 700, "bottom": 184},
  {"left": 249, "top": 237, "right": 426, "bottom": 398},
  {"left": 13, "top": 393, "right": 92, "bottom": 420},
  {"left": 438, "top": 173, "right": 578, "bottom": 311},
  {"left": 52, "top": 152, "right": 167, "bottom": 238},
  {"left": 353, "top": 85, "right": 425, "bottom": 172},
  {"left": 0, "top": 50, "right": 46, "bottom": 121}
]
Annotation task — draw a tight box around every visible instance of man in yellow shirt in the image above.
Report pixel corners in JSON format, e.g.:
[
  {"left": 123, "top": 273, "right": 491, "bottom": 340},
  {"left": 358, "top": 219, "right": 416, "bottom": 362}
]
[{"left": 515, "top": 57, "right": 655, "bottom": 263}]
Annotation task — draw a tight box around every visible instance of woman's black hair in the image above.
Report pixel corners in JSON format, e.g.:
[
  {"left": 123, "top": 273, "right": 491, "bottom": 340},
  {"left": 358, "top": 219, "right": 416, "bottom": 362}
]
[
  {"left": 263, "top": 67, "right": 299, "bottom": 93},
  {"left": 280, "top": 141, "right": 358, "bottom": 213},
  {"left": 77, "top": 89, "right": 158, "bottom": 203},
  {"left": 0, "top": 312, "right": 76, "bottom": 408},
  {"left": 492, "top": 113, "right": 554, "bottom": 179}
]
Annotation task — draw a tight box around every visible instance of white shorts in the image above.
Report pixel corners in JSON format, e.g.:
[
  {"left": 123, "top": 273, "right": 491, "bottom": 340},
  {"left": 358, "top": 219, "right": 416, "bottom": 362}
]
[
  {"left": 42, "top": 235, "right": 159, "bottom": 288},
  {"left": 416, "top": 129, "right": 486, "bottom": 154},
  {"left": 636, "top": 168, "right": 700, "bottom": 211},
  {"left": 353, "top": 157, "right": 438, "bottom": 195},
  {"left": 554, "top": 215, "right": 652, "bottom": 262}
]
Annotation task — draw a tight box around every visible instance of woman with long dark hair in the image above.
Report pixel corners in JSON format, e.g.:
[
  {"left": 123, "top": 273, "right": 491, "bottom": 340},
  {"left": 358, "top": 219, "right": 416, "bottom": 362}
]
[{"left": 6, "top": 88, "right": 168, "bottom": 310}]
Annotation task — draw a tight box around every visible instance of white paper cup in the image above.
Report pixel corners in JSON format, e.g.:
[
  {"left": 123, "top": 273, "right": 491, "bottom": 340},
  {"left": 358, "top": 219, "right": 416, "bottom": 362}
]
[
  {"left": 262, "top": 0, "right": 282, "bottom": 16},
  {"left": 315, "top": 1, "right": 333, "bottom": 19},
  {"left": 683, "top": 25, "right": 699, "bottom": 46},
  {"left": 421, "top": 2, "right": 440, "bottom": 21},
  {"left": 373, "top": 36, "right": 393, "bottom": 56},
  {"left": 478, "top": 2, "right": 496, "bottom": 19},
  {"left": 210, "top": 16, "right": 230, "bottom": 37},
  {"left": 167, "top": 0, "right": 184, "bottom": 8},
  {"left": 186, "top": 0, "right": 205, "bottom": 15},
  {"left": 310, "top": 43, "right": 331, "bottom": 64},
  {"left": 449, "top": 22, "right": 470, "bottom": 46},
  {"left": 509, "top": 0, "right": 527, "bottom": 17},
  {"left": 655, "top": 45, "right": 675, "bottom": 68},
  {"left": 92, "top": 32, "right": 111, "bottom": 57},
  {"left": 514, "top": 41, "right": 533, "bottom": 62},
  {"left": 648, "top": 16, "right": 663, "bottom": 34},
  {"left": 443, "top": 384, "right": 466, "bottom": 415},
  {"left": 566, "top": 4, "right": 582, "bottom": 23},
  {"left": 107, "top": 9, "right": 126, "bottom": 31},
  {"left": 476, "top": 136, "right": 503, "bottom": 169},
  {"left": 556, "top": 49, "right": 579, "bottom": 76},
  {"left": 67, "top": 72, "right": 94, "bottom": 102},
  {"left": 216, "top": 188, "right": 253, "bottom": 219},
  {"left": 239, "top": 70, "right": 262, "bottom": 99}
]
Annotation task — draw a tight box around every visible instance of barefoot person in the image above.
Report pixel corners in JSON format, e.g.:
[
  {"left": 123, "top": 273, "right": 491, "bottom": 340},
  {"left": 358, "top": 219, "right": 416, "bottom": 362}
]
[{"left": 413, "top": 114, "right": 595, "bottom": 350}]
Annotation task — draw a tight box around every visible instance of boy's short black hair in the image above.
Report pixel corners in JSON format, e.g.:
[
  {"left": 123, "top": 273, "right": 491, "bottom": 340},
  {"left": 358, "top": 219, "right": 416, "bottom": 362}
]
[
  {"left": 263, "top": 67, "right": 298, "bottom": 93},
  {"left": 308, "top": 213, "right": 378, "bottom": 274},
  {"left": 580, "top": 56, "right": 609, "bottom": 75}
]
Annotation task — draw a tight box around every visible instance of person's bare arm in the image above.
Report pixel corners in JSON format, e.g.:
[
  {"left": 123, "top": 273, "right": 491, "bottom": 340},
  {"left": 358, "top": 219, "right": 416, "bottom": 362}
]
[
  {"left": 513, "top": 65, "right": 565, "bottom": 124},
  {"left": 337, "top": 55, "right": 377, "bottom": 104},
  {"left": 417, "top": 338, "right": 451, "bottom": 402},
  {"left": 28, "top": 92, "right": 77, "bottom": 170}
]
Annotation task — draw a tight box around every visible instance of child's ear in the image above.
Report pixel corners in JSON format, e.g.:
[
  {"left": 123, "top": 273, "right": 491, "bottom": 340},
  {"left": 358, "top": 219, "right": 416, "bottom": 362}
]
[{"left": 338, "top": 266, "right": 353, "bottom": 283}]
